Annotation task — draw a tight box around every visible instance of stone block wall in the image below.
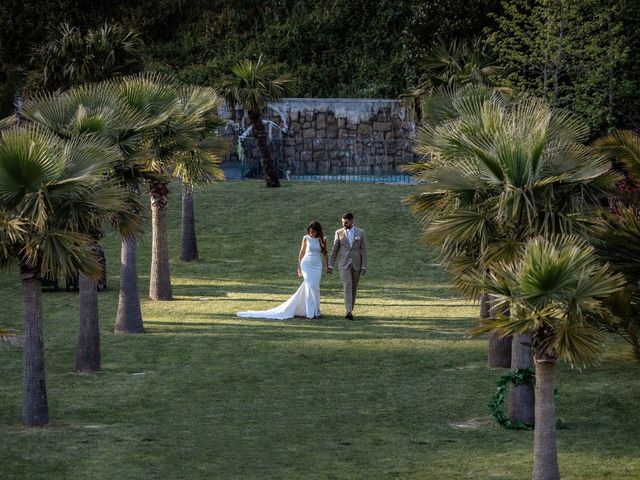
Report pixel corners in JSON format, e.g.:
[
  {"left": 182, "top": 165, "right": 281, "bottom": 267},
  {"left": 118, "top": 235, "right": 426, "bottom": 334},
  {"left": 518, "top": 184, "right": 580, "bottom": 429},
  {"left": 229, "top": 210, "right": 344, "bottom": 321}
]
[{"left": 221, "top": 98, "right": 421, "bottom": 180}]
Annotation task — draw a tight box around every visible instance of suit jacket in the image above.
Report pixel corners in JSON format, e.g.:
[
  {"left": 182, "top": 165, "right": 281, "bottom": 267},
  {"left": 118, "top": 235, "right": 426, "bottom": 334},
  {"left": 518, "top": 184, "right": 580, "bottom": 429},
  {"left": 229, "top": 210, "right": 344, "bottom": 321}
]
[{"left": 329, "top": 226, "right": 368, "bottom": 271}]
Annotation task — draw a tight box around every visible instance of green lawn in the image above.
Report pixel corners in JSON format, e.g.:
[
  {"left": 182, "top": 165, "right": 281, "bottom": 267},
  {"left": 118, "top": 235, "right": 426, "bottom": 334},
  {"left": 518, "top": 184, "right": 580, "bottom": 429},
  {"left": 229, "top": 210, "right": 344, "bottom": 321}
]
[{"left": 0, "top": 180, "right": 638, "bottom": 479}]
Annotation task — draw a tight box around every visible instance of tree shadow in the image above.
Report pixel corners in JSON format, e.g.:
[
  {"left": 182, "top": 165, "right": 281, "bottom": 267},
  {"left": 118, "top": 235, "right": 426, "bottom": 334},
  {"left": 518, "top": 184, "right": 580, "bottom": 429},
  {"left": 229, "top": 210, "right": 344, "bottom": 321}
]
[{"left": 142, "top": 314, "right": 475, "bottom": 342}]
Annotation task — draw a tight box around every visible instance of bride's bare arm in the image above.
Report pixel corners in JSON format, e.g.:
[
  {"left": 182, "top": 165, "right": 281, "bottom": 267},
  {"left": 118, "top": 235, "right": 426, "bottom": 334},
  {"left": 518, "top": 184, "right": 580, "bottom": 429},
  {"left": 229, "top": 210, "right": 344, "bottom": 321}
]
[{"left": 297, "top": 237, "right": 306, "bottom": 277}]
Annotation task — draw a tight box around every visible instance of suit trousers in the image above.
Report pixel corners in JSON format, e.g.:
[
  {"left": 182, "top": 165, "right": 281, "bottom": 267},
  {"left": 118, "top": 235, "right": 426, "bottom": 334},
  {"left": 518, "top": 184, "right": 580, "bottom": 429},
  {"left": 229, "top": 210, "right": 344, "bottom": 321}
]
[{"left": 339, "top": 266, "right": 361, "bottom": 314}]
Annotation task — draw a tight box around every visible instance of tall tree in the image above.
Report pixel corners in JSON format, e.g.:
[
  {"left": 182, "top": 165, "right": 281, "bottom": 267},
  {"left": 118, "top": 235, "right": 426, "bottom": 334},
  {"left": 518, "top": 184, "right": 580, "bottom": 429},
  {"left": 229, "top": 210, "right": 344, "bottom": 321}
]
[
  {"left": 0, "top": 125, "right": 119, "bottom": 425},
  {"left": 17, "top": 85, "right": 143, "bottom": 368},
  {"left": 401, "top": 43, "right": 511, "bottom": 367},
  {"left": 219, "top": 54, "right": 294, "bottom": 188},
  {"left": 24, "top": 23, "right": 150, "bottom": 338},
  {"left": 110, "top": 73, "right": 178, "bottom": 314},
  {"left": 467, "top": 235, "right": 623, "bottom": 480},
  {"left": 171, "top": 86, "right": 227, "bottom": 262},
  {"left": 112, "top": 75, "right": 225, "bottom": 301},
  {"left": 405, "top": 87, "right": 618, "bottom": 425},
  {"left": 490, "top": 0, "right": 640, "bottom": 133},
  {"left": 141, "top": 82, "right": 224, "bottom": 297}
]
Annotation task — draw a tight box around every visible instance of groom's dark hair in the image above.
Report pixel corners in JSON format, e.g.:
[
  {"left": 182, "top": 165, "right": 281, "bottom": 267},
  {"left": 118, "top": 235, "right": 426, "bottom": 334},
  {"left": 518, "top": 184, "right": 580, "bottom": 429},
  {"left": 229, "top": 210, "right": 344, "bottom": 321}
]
[{"left": 342, "top": 212, "right": 354, "bottom": 220}]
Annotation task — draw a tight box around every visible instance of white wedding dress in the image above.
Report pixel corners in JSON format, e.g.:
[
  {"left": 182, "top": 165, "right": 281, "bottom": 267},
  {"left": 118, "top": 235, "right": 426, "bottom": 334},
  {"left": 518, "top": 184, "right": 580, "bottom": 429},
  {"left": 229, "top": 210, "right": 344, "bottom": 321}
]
[{"left": 237, "top": 235, "right": 323, "bottom": 319}]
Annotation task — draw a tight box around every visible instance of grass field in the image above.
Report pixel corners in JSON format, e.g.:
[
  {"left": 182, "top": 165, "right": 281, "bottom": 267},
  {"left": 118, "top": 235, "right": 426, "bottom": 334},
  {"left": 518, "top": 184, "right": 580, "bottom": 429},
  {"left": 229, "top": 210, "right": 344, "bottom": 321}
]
[{"left": 0, "top": 180, "right": 638, "bottom": 479}]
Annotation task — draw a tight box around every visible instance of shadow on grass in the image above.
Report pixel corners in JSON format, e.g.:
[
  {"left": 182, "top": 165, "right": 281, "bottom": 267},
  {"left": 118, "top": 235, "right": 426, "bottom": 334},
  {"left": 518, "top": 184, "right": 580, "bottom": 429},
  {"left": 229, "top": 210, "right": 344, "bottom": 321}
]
[
  {"left": 170, "top": 282, "right": 462, "bottom": 301},
  {"left": 171, "top": 297, "right": 469, "bottom": 308},
  {"left": 142, "top": 316, "right": 476, "bottom": 341}
]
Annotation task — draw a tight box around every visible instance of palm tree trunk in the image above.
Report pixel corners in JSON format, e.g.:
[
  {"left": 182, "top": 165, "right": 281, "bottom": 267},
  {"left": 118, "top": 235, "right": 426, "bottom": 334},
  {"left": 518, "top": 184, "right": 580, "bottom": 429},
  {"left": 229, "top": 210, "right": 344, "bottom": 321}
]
[
  {"left": 488, "top": 332, "right": 512, "bottom": 368},
  {"left": 508, "top": 333, "right": 535, "bottom": 425},
  {"left": 249, "top": 111, "right": 280, "bottom": 188},
  {"left": 20, "top": 264, "right": 49, "bottom": 426},
  {"left": 533, "top": 359, "right": 560, "bottom": 480},
  {"left": 479, "top": 293, "right": 491, "bottom": 323},
  {"left": 115, "top": 237, "right": 144, "bottom": 333},
  {"left": 75, "top": 272, "right": 101, "bottom": 372},
  {"left": 149, "top": 181, "right": 173, "bottom": 300},
  {"left": 488, "top": 301, "right": 512, "bottom": 368},
  {"left": 180, "top": 182, "right": 198, "bottom": 261}
]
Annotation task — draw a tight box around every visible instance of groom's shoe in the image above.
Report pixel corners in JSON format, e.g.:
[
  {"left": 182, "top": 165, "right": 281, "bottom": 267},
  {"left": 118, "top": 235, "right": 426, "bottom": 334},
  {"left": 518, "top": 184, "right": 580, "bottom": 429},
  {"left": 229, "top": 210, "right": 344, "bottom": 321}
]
[{"left": 345, "top": 313, "right": 354, "bottom": 320}]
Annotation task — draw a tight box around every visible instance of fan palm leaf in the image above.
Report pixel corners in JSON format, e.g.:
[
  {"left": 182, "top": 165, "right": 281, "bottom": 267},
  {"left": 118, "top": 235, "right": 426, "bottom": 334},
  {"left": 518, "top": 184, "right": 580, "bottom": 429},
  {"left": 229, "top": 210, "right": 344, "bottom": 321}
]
[
  {"left": 220, "top": 54, "right": 294, "bottom": 114},
  {"left": 31, "top": 22, "right": 144, "bottom": 91},
  {"left": 468, "top": 235, "right": 623, "bottom": 364},
  {"left": 593, "top": 130, "right": 640, "bottom": 181},
  {"left": 0, "top": 124, "right": 119, "bottom": 278},
  {"left": 408, "top": 92, "right": 619, "bottom": 272}
]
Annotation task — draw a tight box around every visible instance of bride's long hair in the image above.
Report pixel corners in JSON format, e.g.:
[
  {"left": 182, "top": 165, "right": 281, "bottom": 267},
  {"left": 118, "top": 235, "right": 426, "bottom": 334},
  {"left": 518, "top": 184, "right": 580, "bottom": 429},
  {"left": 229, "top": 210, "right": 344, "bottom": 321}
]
[{"left": 307, "top": 221, "right": 327, "bottom": 254}]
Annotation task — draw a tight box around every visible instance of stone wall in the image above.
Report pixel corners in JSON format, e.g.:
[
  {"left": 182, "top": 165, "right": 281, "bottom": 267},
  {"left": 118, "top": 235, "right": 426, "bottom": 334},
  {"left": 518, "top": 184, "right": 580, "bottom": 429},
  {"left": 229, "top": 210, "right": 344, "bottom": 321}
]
[{"left": 221, "top": 98, "right": 421, "bottom": 180}]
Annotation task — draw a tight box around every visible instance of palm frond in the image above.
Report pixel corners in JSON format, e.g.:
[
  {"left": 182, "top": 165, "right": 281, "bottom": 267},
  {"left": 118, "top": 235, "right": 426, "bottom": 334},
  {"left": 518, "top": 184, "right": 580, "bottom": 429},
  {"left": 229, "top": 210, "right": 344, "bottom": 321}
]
[
  {"left": 593, "top": 130, "right": 640, "bottom": 182},
  {"left": 468, "top": 311, "right": 536, "bottom": 338},
  {"left": 219, "top": 53, "right": 295, "bottom": 113},
  {"left": 547, "top": 322, "right": 604, "bottom": 368},
  {"left": 174, "top": 148, "right": 225, "bottom": 186},
  {"left": 0, "top": 125, "right": 66, "bottom": 207}
]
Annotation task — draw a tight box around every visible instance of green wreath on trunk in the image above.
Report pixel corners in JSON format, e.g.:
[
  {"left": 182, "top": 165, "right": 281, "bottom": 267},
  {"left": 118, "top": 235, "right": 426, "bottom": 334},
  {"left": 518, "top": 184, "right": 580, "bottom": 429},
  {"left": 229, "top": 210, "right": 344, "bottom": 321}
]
[{"left": 490, "top": 367, "right": 563, "bottom": 430}]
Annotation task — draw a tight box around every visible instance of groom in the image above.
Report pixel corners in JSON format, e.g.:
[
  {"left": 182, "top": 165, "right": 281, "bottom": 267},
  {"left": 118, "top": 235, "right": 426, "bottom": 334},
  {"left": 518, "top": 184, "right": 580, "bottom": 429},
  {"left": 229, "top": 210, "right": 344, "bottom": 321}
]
[{"left": 327, "top": 212, "right": 368, "bottom": 320}]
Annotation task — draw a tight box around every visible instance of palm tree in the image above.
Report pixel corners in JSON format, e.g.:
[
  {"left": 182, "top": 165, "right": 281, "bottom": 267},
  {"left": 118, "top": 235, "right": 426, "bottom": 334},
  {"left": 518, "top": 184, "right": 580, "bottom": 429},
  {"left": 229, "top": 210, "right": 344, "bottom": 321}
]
[
  {"left": 593, "top": 208, "right": 640, "bottom": 360},
  {"left": 590, "top": 130, "right": 640, "bottom": 360},
  {"left": 467, "top": 235, "right": 623, "bottom": 480},
  {"left": 113, "top": 73, "right": 180, "bottom": 303},
  {"left": 140, "top": 81, "right": 224, "bottom": 298},
  {"left": 21, "top": 75, "right": 170, "bottom": 331},
  {"left": 410, "top": 85, "right": 516, "bottom": 369},
  {"left": 219, "top": 54, "right": 295, "bottom": 188},
  {"left": 31, "top": 22, "right": 144, "bottom": 92},
  {"left": 28, "top": 24, "right": 152, "bottom": 337},
  {"left": 0, "top": 125, "right": 118, "bottom": 425},
  {"left": 178, "top": 157, "right": 223, "bottom": 262},
  {"left": 405, "top": 88, "right": 618, "bottom": 424},
  {"left": 423, "top": 37, "right": 504, "bottom": 88},
  {"left": 593, "top": 130, "right": 640, "bottom": 207},
  {"left": 401, "top": 38, "right": 505, "bottom": 122},
  {"left": 172, "top": 87, "right": 228, "bottom": 261},
  {"left": 17, "top": 85, "right": 143, "bottom": 368}
]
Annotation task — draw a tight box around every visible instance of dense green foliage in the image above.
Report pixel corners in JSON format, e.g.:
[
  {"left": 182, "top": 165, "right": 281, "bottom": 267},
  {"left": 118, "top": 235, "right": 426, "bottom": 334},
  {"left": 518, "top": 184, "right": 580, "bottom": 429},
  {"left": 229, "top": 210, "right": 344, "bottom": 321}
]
[
  {"left": 2, "top": 1, "right": 639, "bottom": 129},
  {"left": 489, "top": 0, "right": 640, "bottom": 134},
  {"left": 1, "top": 1, "right": 495, "bottom": 110}
]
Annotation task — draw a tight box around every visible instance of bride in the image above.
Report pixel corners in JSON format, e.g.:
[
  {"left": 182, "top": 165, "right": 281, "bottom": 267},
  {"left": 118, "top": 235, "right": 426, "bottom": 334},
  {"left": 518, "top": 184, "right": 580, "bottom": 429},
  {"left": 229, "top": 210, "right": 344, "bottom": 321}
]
[{"left": 237, "top": 221, "right": 328, "bottom": 319}]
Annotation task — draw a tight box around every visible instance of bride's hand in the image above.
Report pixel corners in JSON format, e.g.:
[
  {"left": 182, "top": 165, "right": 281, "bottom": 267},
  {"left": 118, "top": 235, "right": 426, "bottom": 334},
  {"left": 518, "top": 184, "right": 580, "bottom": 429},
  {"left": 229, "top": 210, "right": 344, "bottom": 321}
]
[{"left": 297, "top": 267, "right": 302, "bottom": 277}]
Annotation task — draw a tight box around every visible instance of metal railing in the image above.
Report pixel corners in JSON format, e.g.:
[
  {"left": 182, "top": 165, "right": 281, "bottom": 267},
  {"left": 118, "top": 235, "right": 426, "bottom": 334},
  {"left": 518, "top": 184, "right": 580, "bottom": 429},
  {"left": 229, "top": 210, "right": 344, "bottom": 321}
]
[{"left": 230, "top": 138, "right": 420, "bottom": 184}]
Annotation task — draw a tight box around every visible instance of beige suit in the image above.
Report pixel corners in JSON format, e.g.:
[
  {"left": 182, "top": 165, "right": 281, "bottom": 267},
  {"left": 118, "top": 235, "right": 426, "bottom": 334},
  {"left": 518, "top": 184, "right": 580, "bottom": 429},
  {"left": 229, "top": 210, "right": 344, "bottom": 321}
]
[{"left": 329, "top": 226, "right": 368, "bottom": 314}]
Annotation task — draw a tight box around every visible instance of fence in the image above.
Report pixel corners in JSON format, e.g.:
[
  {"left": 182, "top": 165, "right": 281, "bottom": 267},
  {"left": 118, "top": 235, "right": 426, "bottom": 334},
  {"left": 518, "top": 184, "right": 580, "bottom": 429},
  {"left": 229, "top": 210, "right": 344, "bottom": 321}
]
[{"left": 233, "top": 138, "right": 420, "bottom": 184}]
